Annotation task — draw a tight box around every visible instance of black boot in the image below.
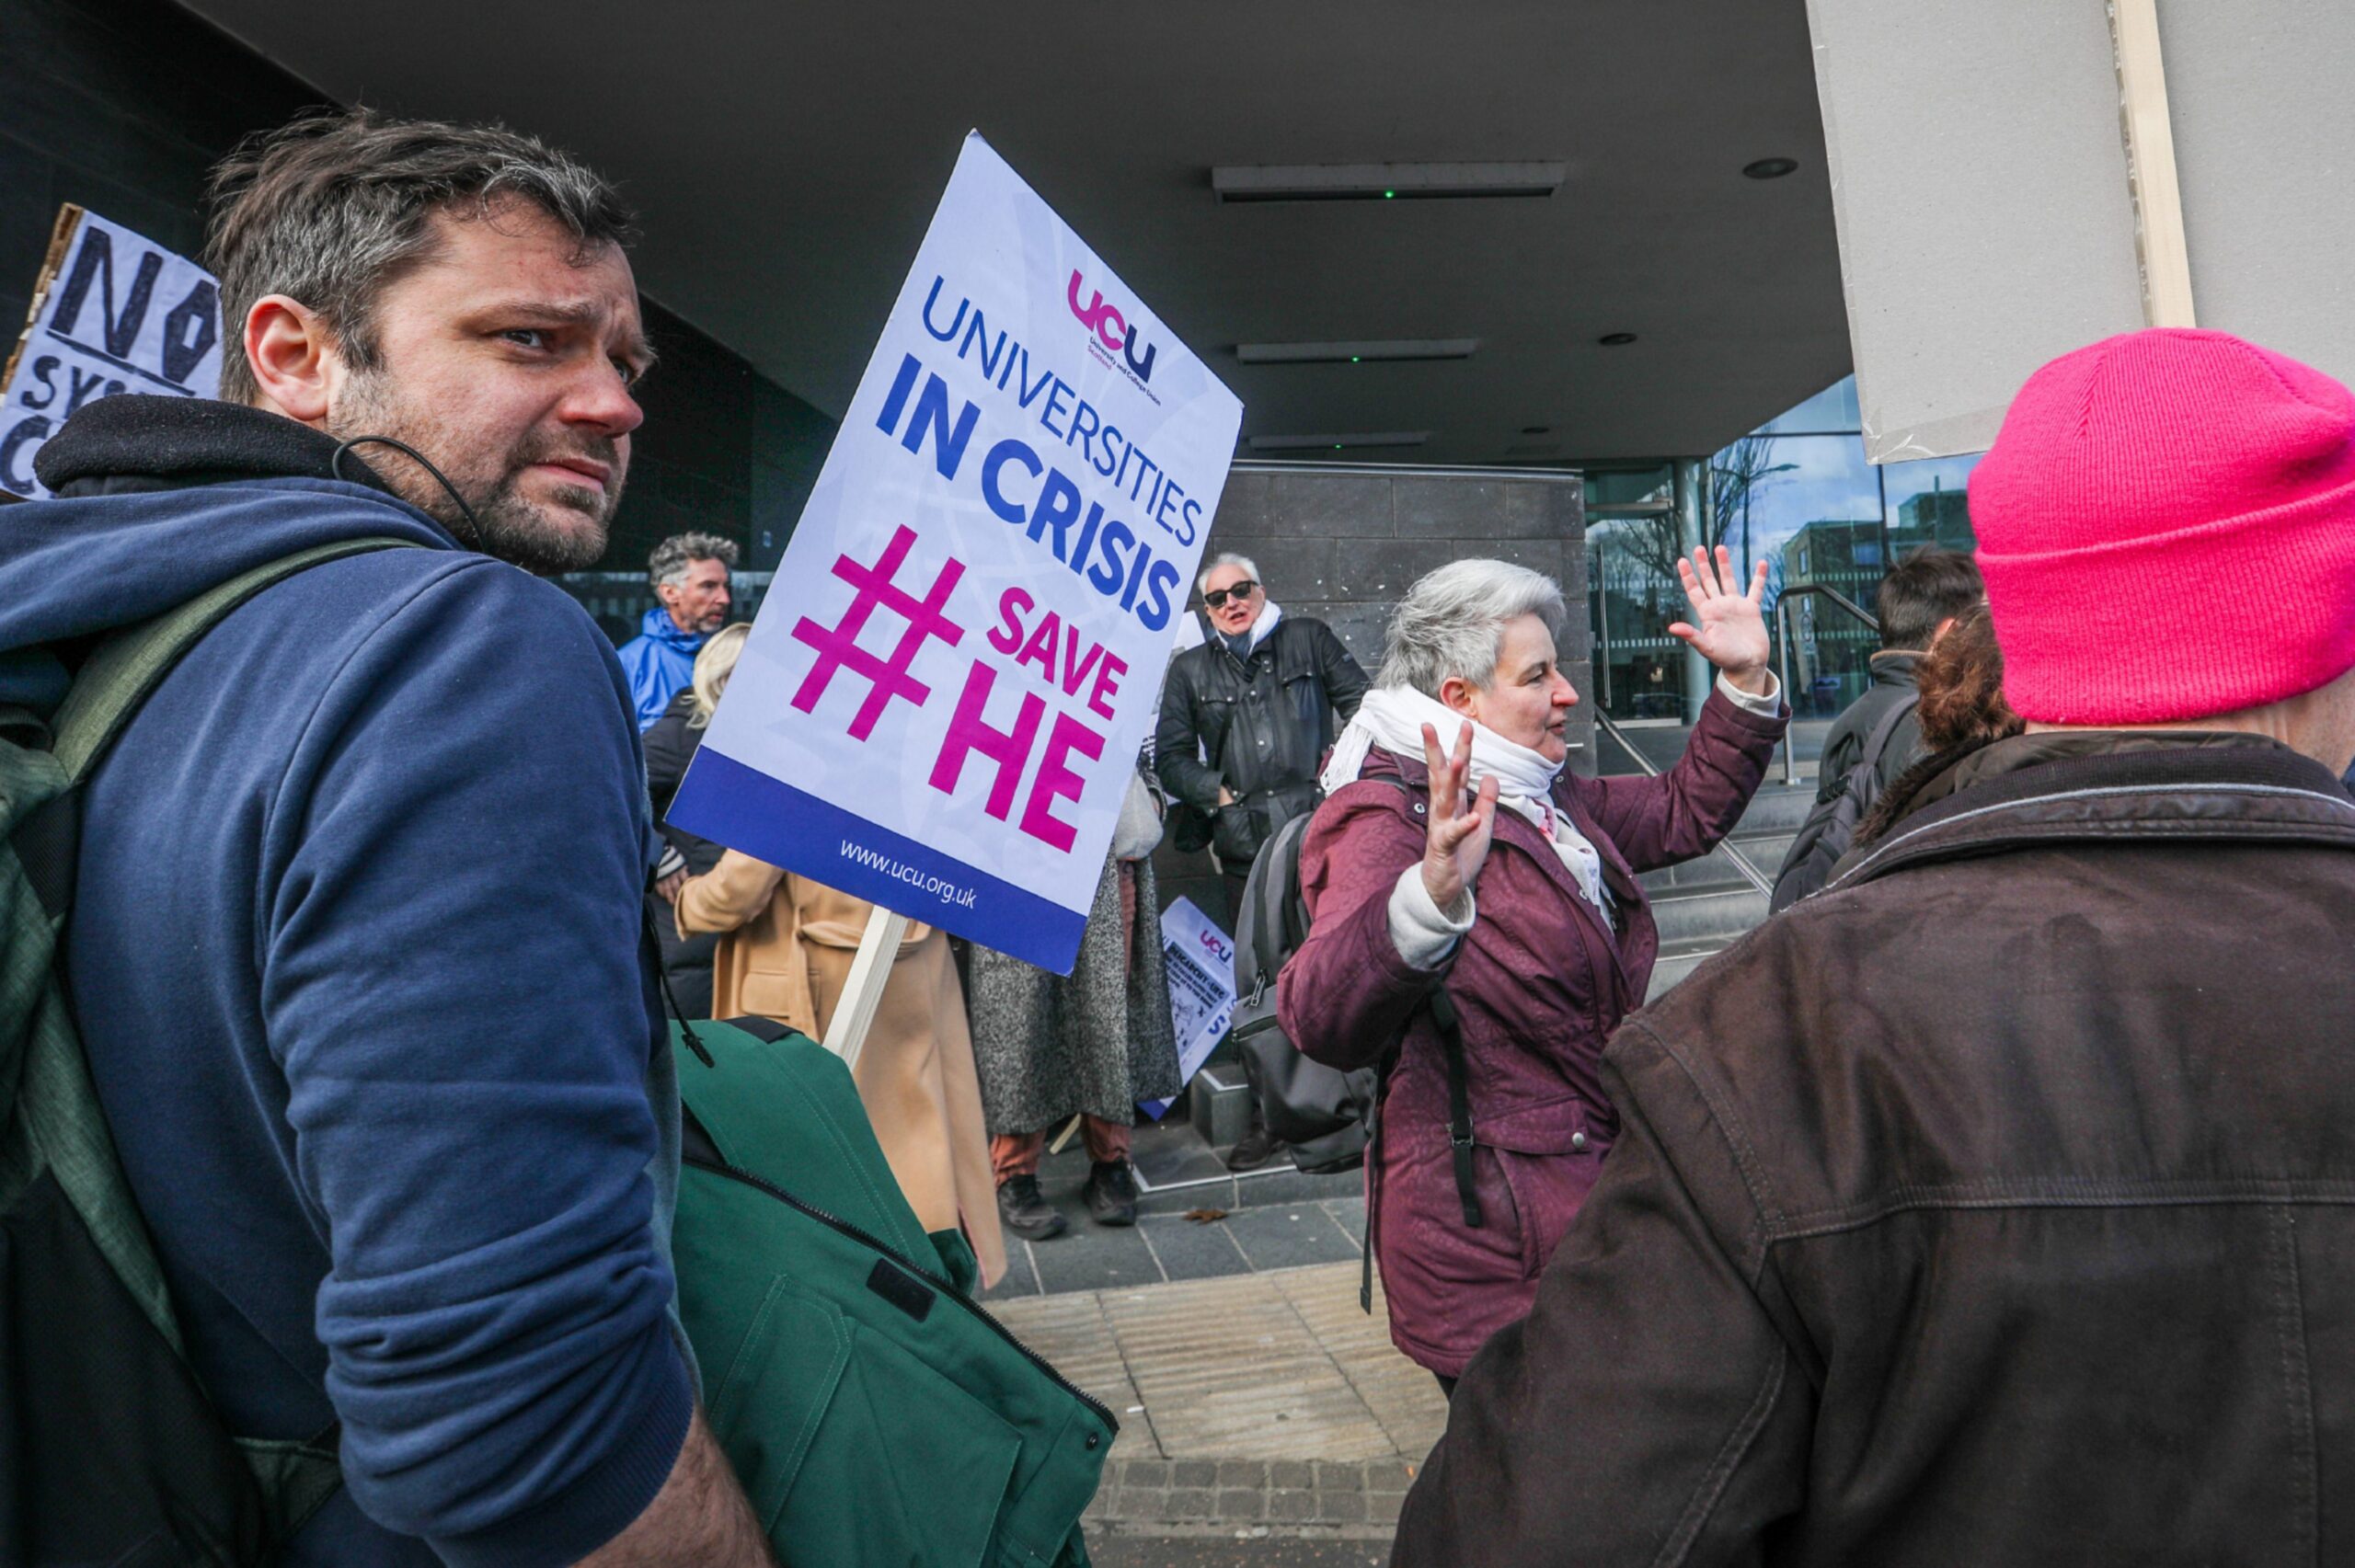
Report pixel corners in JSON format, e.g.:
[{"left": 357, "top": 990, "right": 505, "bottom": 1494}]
[
  {"left": 1083, "top": 1160, "right": 1140, "bottom": 1227},
  {"left": 996, "top": 1173, "right": 1067, "bottom": 1241},
  {"left": 1224, "top": 1123, "right": 1282, "bottom": 1173}
]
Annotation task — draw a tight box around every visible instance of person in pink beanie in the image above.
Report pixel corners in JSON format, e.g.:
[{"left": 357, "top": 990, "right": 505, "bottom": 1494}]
[{"left": 1393, "top": 327, "right": 2355, "bottom": 1567}]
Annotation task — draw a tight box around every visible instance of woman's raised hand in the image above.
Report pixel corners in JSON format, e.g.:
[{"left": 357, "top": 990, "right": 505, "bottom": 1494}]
[
  {"left": 1420, "top": 720, "right": 1499, "bottom": 913},
  {"left": 1668, "top": 544, "right": 1774, "bottom": 694}
]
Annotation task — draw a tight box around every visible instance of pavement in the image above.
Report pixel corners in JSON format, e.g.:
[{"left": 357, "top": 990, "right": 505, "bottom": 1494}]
[
  {"left": 981, "top": 1116, "right": 1364, "bottom": 1302},
  {"left": 993, "top": 1257, "right": 1447, "bottom": 1548},
  {"left": 983, "top": 1191, "right": 1374, "bottom": 1302},
  {"left": 1086, "top": 1538, "right": 1391, "bottom": 1568}
]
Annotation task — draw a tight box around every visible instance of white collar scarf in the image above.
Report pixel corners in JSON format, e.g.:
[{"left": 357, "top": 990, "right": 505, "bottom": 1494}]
[
  {"left": 1320, "top": 684, "right": 1613, "bottom": 914},
  {"left": 1218, "top": 599, "right": 1282, "bottom": 657}
]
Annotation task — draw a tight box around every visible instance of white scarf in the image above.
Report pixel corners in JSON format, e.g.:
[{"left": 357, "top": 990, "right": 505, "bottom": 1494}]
[
  {"left": 1320, "top": 684, "right": 1613, "bottom": 915},
  {"left": 1217, "top": 598, "right": 1282, "bottom": 656}
]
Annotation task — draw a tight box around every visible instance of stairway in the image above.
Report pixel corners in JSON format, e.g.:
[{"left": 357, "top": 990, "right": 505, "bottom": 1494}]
[
  {"left": 1591, "top": 715, "right": 1832, "bottom": 1002},
  {"left": 1639, "top": 780, "right": 1810, "bottom": 1001}
]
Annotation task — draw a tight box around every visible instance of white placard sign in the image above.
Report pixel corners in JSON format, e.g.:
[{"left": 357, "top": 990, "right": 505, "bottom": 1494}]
[
  {"left": 1141, "top": 897, "right": 1236, "bottom": 1122},
  {"left": 669, "top": 135, "right": 1243, "bottom": 973},
  {"left": 1, "top": 206, "right": 224, "bottom": 498}
]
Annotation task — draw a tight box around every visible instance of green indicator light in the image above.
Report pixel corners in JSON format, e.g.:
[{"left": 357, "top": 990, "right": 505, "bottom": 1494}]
[
  {"left": 1334, "top": 443, "right": 1343, "bottom": 450},
  {"left": 1350, "top": 355, "right": 1361, "bottom": 362},
  {"left": 1383, "top": 189, "right": 1396, "bottom": 199}
]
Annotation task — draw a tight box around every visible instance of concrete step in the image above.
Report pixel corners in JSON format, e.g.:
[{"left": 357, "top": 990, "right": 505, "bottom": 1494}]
[
  {"left": 1731, "top": 783, "right": 1818, "bottom": 836},
  {"left": 1596, "top": 718, "right": 1835, "bottom": 781},
  {"left": 1638, "top": 830, "right": 1793, "bottom": 895},
  {"left": 1645, "top": 938, "right": 1725, "bottom": 1001},
  {"left": 1127, "top": 1070, "right": 1361, "bottom": 1216},
  {"left": 1647, "top": 884, "right": 1769, "bottom": 945}
]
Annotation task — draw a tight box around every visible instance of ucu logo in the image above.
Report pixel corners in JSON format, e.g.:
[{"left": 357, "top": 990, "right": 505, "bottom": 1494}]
[
  {"left": 1067, "top": 269, "right": 1157, "bottom": 383},
  {"left": 1197, "top": 926, "right": 1232, "bottom": 964}
]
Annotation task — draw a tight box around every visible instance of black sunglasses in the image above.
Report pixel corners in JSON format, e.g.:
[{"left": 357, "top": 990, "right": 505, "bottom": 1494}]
[{"left": 1202, "top": 580, "right": 1258, "bottom": 610}]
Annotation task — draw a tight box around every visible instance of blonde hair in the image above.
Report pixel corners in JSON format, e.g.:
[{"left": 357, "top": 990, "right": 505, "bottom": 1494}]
[{"left": 687, "top": 623, "right": 752, "bottom": 729}]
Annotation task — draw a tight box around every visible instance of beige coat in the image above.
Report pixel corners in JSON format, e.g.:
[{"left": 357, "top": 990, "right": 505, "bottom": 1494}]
[{"left": 673, "top": 852, "right": 1004, "bottom": 1286}]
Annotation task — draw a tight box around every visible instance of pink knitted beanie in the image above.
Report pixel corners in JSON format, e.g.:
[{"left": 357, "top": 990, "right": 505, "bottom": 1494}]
[{"left": 1970, "top": 328, "right": 2355, "bottom": 724}]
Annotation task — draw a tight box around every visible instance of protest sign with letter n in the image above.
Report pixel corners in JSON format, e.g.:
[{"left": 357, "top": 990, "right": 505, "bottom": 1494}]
[
  {"left": 670, "top": 134, "right": 1243, "bottom": 995},
  {"left": 1, "top": 206, "right": 223, "bottom": 498}
]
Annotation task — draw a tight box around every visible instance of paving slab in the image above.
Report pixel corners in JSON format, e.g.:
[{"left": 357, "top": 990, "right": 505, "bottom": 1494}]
[
  {"left": 979, "top": 1237, "right": 1041, "bottom": 1300},
  {"left": 1031, "top": 1218, "right": 1165, "bottom": 1295},
  {"left": 1138, "top": 1215, "right": 1252, "bottom": 1282},
  {"left": 1222, "top": 1202, "right": 1361, "bottom": 1271},
  {"left": 993, "top": 1260, "right": 1448, "bottom": 1475},
  {"left": 986, "top": 1288, "right": 1155, "bottom": 1455}
]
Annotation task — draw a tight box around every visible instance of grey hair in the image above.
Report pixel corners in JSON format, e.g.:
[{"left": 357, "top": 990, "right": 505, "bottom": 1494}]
[
  {"left": 1197, "top": 552, "right": 1262, "bottom": 594},
  {"left": 204, "top": 107, "right": 638, "bottom": 404},
  {"left": 1376, "top": 558, "right": 1568, "bottom": 695},
  {"left": 649, "top": 532, "right": 740, "bottom": 589}
]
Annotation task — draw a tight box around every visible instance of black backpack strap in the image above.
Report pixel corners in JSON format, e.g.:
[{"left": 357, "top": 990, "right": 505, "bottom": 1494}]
[
  {"left": 1359, "top": 983, "right": 1480, "bottom": 1313},
  {"left": 52, "top": 538, "right": 424, "bottom": 784},
  {"left": 1855, "top": 690, "right": 1922, "bottom": 782},
  {"left": 36, "top": 536, "right": 419, "bottom": 1536},
  {"left": 1430, "top": 988, "right": 1482, "bottom": 1229}
]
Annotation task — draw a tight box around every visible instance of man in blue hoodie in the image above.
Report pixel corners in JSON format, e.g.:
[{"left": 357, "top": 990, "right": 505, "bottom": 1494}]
[
  {"left": 618, "top": 532, "right": 739, "bottom": 729},
  {"left": 2, "top": 110, "right": 772, "bottom": 1564}
]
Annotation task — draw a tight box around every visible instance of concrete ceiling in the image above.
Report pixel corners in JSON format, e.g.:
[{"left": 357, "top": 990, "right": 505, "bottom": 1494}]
[{"left": 178, "top": 0, "right": 1853, "bottom": 466}]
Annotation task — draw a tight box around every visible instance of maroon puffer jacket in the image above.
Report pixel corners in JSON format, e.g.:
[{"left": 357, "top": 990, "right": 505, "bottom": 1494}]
[{"left": 1279, "top": 690, "right": 1784, "bottom": 1374}]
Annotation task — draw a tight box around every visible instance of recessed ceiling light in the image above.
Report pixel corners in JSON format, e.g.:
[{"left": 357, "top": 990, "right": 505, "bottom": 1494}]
[
  {"left": 1742, "top": 157, "right": 1798, "bottom": 180},
  {"left": 1521, "top": 425, "right": 1551, "bottom": 435},
  {"left": 1246, "top": 431, "right": 1432, "bottom": 452},
  {"left": 1598, "top": 332, "right": 1638, "bottom": 347},
  {"left": 1235, "top": 339, "right": 1481, "bottom": 364},
  {"left": 1212, "top": 162, "right": 1567, "bottom": 203}
]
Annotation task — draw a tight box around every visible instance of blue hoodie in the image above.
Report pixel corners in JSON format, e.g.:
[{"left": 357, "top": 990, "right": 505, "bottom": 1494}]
[
  {"left": 9, "top": 399, "right": 691, "bottom": 1565},
  {"left": 615, "top": 605, "right": 707, "bottom": 730}
]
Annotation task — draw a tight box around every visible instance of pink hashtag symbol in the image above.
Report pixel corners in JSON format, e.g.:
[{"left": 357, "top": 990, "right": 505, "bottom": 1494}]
[{"left": 790, "top": 524, "right": 967, "bottom": 739}]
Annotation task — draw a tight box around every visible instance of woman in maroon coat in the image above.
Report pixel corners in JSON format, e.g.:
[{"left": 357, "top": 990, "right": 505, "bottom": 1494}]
[{"left": 1280, "top": 550, "right": 1785, "bottom": 1386}]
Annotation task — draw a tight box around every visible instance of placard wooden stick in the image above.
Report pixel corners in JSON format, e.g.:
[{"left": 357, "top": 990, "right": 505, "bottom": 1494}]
[
  {"left": 2111, "top": 0, "right": 2197, "bottom": 327},
  {"left": 819, "top": 905, "right": 910, "bottom": 1072}
]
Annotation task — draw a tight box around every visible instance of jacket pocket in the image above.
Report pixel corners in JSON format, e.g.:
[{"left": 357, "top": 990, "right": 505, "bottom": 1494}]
[
  {"left": 709, "top": 1274, "right": 1025, "bottom": 1560},
  {"left": 1212, "top": 801, "right": 1268, "bottom": 866},
  {"left": 1481, "top": 1103, "right": 1607, "bottom": 1280}
]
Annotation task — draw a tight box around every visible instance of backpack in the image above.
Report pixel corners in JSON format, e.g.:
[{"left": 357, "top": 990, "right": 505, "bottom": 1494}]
[
  {"left": 0, "top": 539, "right": 415, "bottom": 1566},
  {"left": 1226, "top": 779, "right": 1481, "bottom": 1310},
  {"left": 1769, "top": 691, "right": 1921, "bottom": 913},
  {"left": 670, "top": 1017, "right": 1113, "bottom": 1564}
]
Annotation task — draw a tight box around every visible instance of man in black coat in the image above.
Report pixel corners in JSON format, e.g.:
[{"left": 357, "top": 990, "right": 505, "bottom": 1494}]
[
  {"left": 1812, "top": 545, "right": 1983, "bottom": 801},
  {"left": 1770, "top": 547, "right": 1983, "bottom": 910},
  {"left": 1155, "top": 552, "right": 1369, "bottom": 1167}
]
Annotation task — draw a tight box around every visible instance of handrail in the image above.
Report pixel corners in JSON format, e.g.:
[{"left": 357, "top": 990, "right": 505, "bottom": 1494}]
[
  {"left": 1773, "top": 586, "right": 1882, "bottom": 786},
  {"left": 1591, "top": 711, "right": 1775, "bottom": 899}
]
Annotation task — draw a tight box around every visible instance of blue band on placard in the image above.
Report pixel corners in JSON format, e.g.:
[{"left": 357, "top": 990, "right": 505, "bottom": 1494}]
[{"left": 667, "top": 748, "right": 1087, "bottom": 975}]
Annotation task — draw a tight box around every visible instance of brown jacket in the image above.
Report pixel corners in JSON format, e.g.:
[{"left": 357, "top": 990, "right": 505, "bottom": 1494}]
[
  {"left": 1396, "top": 734, "right": 2355, "bottom": 1563},
  {"left": 674, "top": 853, "right": 1003, "bottom": 1284}
]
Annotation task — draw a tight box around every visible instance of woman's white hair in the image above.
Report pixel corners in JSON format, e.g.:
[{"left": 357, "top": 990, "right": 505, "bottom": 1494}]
[
  {"left": 687, "top": 623, "right": 752, "bottom": 729},
  {"left": 1376, "top": 558, "right": 1568, "bottom": 696},
  {"left": 1197, "top": 551, "right": 1261, "bottom": 594}
]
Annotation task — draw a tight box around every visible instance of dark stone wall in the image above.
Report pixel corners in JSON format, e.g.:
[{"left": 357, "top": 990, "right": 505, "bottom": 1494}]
[
  {"left": 0, "top": 0, "right": 837, "bottom": 643},
  {"left": 0, "top": 0, "right": 313, "bottom": 329},
  {"left": 1156, "top": 464, "right": 1592, "bottom": 932}
]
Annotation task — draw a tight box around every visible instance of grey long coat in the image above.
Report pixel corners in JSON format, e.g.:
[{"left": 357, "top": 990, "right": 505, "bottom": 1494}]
[{"left": 969, "top": 849, "right": 1181, "bottom": 1133}]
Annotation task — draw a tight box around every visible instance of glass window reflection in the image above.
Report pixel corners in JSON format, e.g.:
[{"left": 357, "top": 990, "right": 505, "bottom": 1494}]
[{"left": 1583, "top": 377, "right": 1985, "bottom": 727}]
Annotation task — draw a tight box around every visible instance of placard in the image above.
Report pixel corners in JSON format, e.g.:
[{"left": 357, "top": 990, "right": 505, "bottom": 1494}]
[
  {"left": 1140, "top": 898, "right": 1236, "bottom": 1122},
  {"left": 670, "top": 135, "right": 1242, "bottom": 973},
  {"left": 1, "top": 206, "right": 224, "bottom": 498},
  {"left": 1804, "top": 0, "right": 2355, "bottom": 462}
]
